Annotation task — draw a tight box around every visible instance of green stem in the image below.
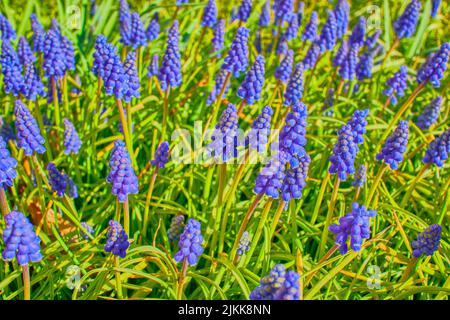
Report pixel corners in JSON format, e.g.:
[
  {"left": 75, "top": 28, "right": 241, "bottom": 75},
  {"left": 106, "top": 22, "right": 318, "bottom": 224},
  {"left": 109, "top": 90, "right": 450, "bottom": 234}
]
[
  {"left": 400, "top": 164, "right": 430, "bottom": 207},
  {"left": 209, "top": 163, "right": 227, "bottom": 256},
  {"left": 161, "top": 87, "right": 171, "bottom": 143},
  {"left": 116, "top": 98, "right": 136, "bottom": 169},
  {"left": 177, "top": 257, "right": 188, "bottom": 300},
  {"left": 114, "top": 256, "right": 123, "bottom": 299},
  {"left": 311, "top": 172, "right": 330, "bottom": 224},
  {"left": 34, "top": 100, "right": 53, "bottom": 162},
  {"left": 123, "top": 198, "right": 130, "bottom": 236},
  {"left": 0, "top": 188, "right": 11, "bottom": 215},
  {"left": 22, "top": 265, "right": 31, "bottom": 300},
  {"left": 366, "top": 163, "right": 388, "bottom": 207},
  {"left": 52, "top": 77, "right": 61, "bottom": 128},
  {"left": 241, "top": 198, "right": 274, "bottom": 266},
  {"left": 318, "top": 175, "right": 340, "bottom": 257},
  {"left": 269, "top": 200, "right": 286, "bottom": 243},
  {"left": 141, "top": 167, "right": 158, "bottom": 241},
  {"left": 229, "top": 193, "right": 263, "bottom": 263}
]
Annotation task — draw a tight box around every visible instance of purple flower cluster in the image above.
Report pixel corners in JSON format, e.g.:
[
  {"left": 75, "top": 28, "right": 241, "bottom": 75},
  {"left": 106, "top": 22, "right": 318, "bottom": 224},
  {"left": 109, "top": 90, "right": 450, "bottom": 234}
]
[
  {"left": 274, "top": 0, "right": 294, "bottom": 24},
  {"left": 80, "top": 222, "right": 95, "bottom": 240},
  {"left": 222, "top": 27, "right": 249, "bottom": 78},
  {"left": 14, "top": 100, "right": 46, "bottom": 156},
  {"left": 159, "top": 21, "right": 182, "bottom": 90},
  {"left": 63, "top": 118, "right": 82, "bottom": 155},
  {"left": 285, "top": 14, "right": 299, "bottom": 41},
  {"left": 376, "top": 120, "right": 409, "bottom": 170},
  {"left": 1, "top": 40, "right": 24, "bottom": 96},
  {"left": 22, "top": 63, "right": 46, "bottom": 101},
  {"left": 394, "top": 0, "right": 421, "bottom": 39},
  {"left": 237, "top": 231, "right": 251, "bottom": 256},
  {"left": 356, "top": 49, "right": 375, "bottom": 81},
  {"left": 339, "top": 46, "right": 358, "bottom": 80},
  {"left": 106, "top": 140, "right": 139, "bottom": 202},
  {"left": 212, "top": 19, "right": 225, "bottom": 57},
  {"left": 174, "top": 218, "right": 204, "bottom": 265},
  {"left": 123, "top": 51, "right": 140, "bottom": 102},
  {"left": 275, "top": 49, "right": 294, "bottom": 83},
  {"left": 147, "top": 54, "right": 159, "bottom": 78},
  {"left": 237, "top": 55, "right": 265, "bottom": 105},
  {"left": 349, "top": 17, "right": 366, "bottom": 48},
  {"left": 329, "top": 202, "right": 377, "bottom": 255},
  {"left": 30, "top": 14, "right": 45, "bottom": 52},
  {"left": 281, "top": 154, "right": 310, "bottom": 202},
  {"left": 329, "top": 124, "right": 357, "bottom": 181},
  {"left": 412, "top": 224, "right": 442, "bottom": 258},
  {"left": 317, "top": 10, "right": 337, "bottom": 53},
  {"left": 417, "top": 96, "right": 443, "bottom": 131},
  {"left": 422, "top": 128, "right": 450, "bottom": 167},
  {"left": 201, "top": 0, "right": 217, "bottom": 28},
  {"left": 18, "top": 36, "right": 36, "bottom": 66},
  {"left": 302, "top": 42, "right": 320, "bottom": 70},
  {"left": 352, "top": 164, "right": 366, "bottom": 188},
  {"left": 246, "top": 106, "right": 273, "bottom": 153},
  {"left": 383, "top": 66, "right": 408, "bottom": 105},
  {"left": 284, "top": 63, "right": 304, "bottom": 106},
  {"left": 104, "top": 220, "right": 130, "bottom": 258},
  {"left": 146, "top": 13, "right": 160, "bottom": 41},
  {"left": 168, "top": 215, "right": 185, "bottom": 243},
  {"left": 347, "top": 109, "right": 369, "bottom": 146},
  {"left": 0, "top": 14, "right": 16, "bottom": 40},
  {"left": 416, "top": 42, "right": 450, "bottom": 88},
  {"left": 151, "top": 141, "right": 170, "bottom": 168},
  {"left": 47, "top": 162, "right": 68, "bottom": 197},
  {"left": 237, "top": 0, "right": 252, "bottom": 22},
  {"left": 250, "top": 264, "right": 300, "bottom": 300},
  {"left": 206, "top": 104, "right": 239, "bottom": 161},
  {"left": 259, "top": 1, "right": 271, "bottom": 27},
  {"left": 207, "top": 69, "right": 230, "bottom": 106},
  {"left": 0, "top": 136, "right": 17, "bottom": 189},
  {"left": 128, "top": 13, "right": 147, "bottom": 49},
  {"left": 2, "top": 211, "right": 42, "bottom": 266},
  {"left": 254, "top": 157, "right": 285, "bottom": 199},
  {"left": 302, "top": 11, "right": 318, "bottom": 42},
  {"left": 0, "top": 117, "right": 15, "bottom": 142},
  {"left": 334, "top": 0, "right": 350, "bottom": 39},
  {"left": 43, "top": 29, "right": 66, "bottom": 80}
]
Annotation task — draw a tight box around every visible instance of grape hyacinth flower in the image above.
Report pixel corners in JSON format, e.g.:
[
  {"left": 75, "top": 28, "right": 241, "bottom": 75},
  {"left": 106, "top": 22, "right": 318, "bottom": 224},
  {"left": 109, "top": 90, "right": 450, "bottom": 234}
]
[
  {"left": 365, "top": 30, "right": 381, "bottom": 49},
  {"left": 237, "top": 55, "right": 265, "bottom": 105},
  {"left": 92, "top": 35, "right": 108, "bottom": 78},
  {"left": 14, "top": 100, "right": 46, "bottom": 156},
  {"left": 207, "top": 68, "right": 230, "bottom": 106},
  {"left": 422, "top": 128, "right": 450, "bottom": 167},
  {"left": 80, "top": 222, "right": 95, "bottom": 240},
  {"left": 275, "top": 49, "right": 293, "bottom": 83},
  {"left": 317, "top": 10, "right": 337, "bottom": 53},
  {"left": 250, "top": 264, "right": 300, "bottom": 300},
  {"left": 102, "top": 41, "right": 127, "bottom": 99},
  {"left": 22, "top": 63, "right": 46, "bottom": 101},
  {"left": 349, "top": 17, "right": 366, "bottom": 48},
  {"left": 285, "top": 14, "right": 299, "bottom": 41},
  {"left": 329, "top": 124, "right": 358, "bottom": 181},
  {"left": 159, "top": 21, "right": 182, "bottom": 91},
  {"left": 63, "top": 118, "right": 82, "bottom": 155},
  {"left": 50, "top": 18, "right": 62, "bottom": 38},
  {"left": 302, "top": 42, "right": 320, "bottom": 70},
  {"left": 0, "top": 136, "right": 18, "bottom": 189},
  {"left": 339, "top": 45, "right": 358, "bottom": 80},
  {"left": 274, "top": 0, "right": 294, "bottom": 24},
  {"left": 47, "top": 162, "right": 68, "bottom": 197},
  {"left": 2, "top": 211, "right": 42, "bottom": 266},
  {"left": 222, "top": 27, "right": 249, "bottom": 78},
  {"left": 394, "top": 0, "right": 421, "bottom": 39},
  {"left": 151, "top": 141, "right": 170, "bottom": 169},
  {"left": 237, "top": 231, "right": 251, "bottom": 256},
  {"left": 119, "top": 0, "right": 132, "bottom": 46},
  {"left": 356, "top": 49, "right": 375, "bottom": 81},
  {"left": 61, "top": 36, "right": 76, "bottom": 72},
  {"left": 412, "top": 224, "right": 442, "bottom": 258},
  {"left": 18, "top": 36, "right": 36, "bottom": 66},
  {"left": 302, "top": 11, "right": 318, "bottom": 42},
  {"left": 176, "top": 0, "right": 189, "bottom": 5},
  {"left": 417, "top": 96, "right": 443, "bottom": 131},
  {"left": 376, "top": 120, "right": 409, "bottom": 170},
  {"left": 0, "top": 117, "right": 15, "bottom": 142},
  {"left": 47, "top": 78, "right": 62, "bottom": 104},
  {"left": 123, "top": 51, "right": 140, "bottom": 102},
  {"left": 0, "top": 14, "right": 16, "bottom": 40},
  {"left": 201, "top": 0, "right": 217, "bottom": 28},
  {"left": 237, "top": 0, "right": 252, "bottom": 22},
  {"left": 106, "top": 140, "right": 139, "bottom": 202},
  {"left": 1, "top": 40, "right": 24, "bottom": 96},
  {"left": 279, "top": 102, "right": 308, "bottom": 167},
  {"left": 416, "top": 42, "right": 450, "bottom": 88},
  {"left": 30, "top": 14, "right": 45, "bottom": 52},
  {"left": 383, "top": 66, "right": 408, "bottom": 105},
  {"left": 322, "top": 88, "right": 335, "bottom": 116},
  {"left": 334, "top": 0, "right": 350, "bottom": 39},
  {"left": 147, "top": 53, "right": 159, "bottom": 78},
  {"left": 347, "top": 109, "right": 369, "bottom": 146},
  {"left": 207, "top": 104, "right": 239, "bottom": 162},
  {"left": 431, "top": 0, "right": 441, "bottom": 18},
  {"left": 174, "top": 218, "right": 204, "bottom": 265},
  {"left": 254, "top": 29, "right": 262, "bottom": 53},
  {"left": 352, "top": 164, "right": 366, "bottom": 188},
  {"left": 284, "top": 63, "right": 304, "bottom": 106},
  {"left": 104, "top": 220, "right": 130, "bottom": 258},
  {"left": 281, "top": 153, "right": 310, "bottom": 202},
  {"left": 254, "top": 156, "right": 285, "bottom": 199},
  {"left": 146, "top": 13, "right": 160, "bottom": 41},
  {"left": 259, "top": 1, "right": 271, "bottom": 27},
  {"left": 43, "top": 29, "right": 66, "bottom": 81},
  {"left": 329, "top": 202, "right": 377, "bottom": 254},
  {"left": 246, "top": 106, "right": 273, "bottom": 153},
  {"left": 129, "top": 12, "right": 147, "bottom": 49},
  {"left": 168, "top": 215, "right": 185, "bottom": 243},
  {"left": 67, "top": 176, "right": 79, "bottom": 199},
  {"left": 276, "top": 36, "right": 288, "bottom": 56},
  {"left": 231, "top": 7, "right": 238, "bottom": 22},
  {"left": 212, "top": 19, "right": 225, "bottom": 57},
  {"left": 333, "top": 40, "right": 349, "bottom": 69}
]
